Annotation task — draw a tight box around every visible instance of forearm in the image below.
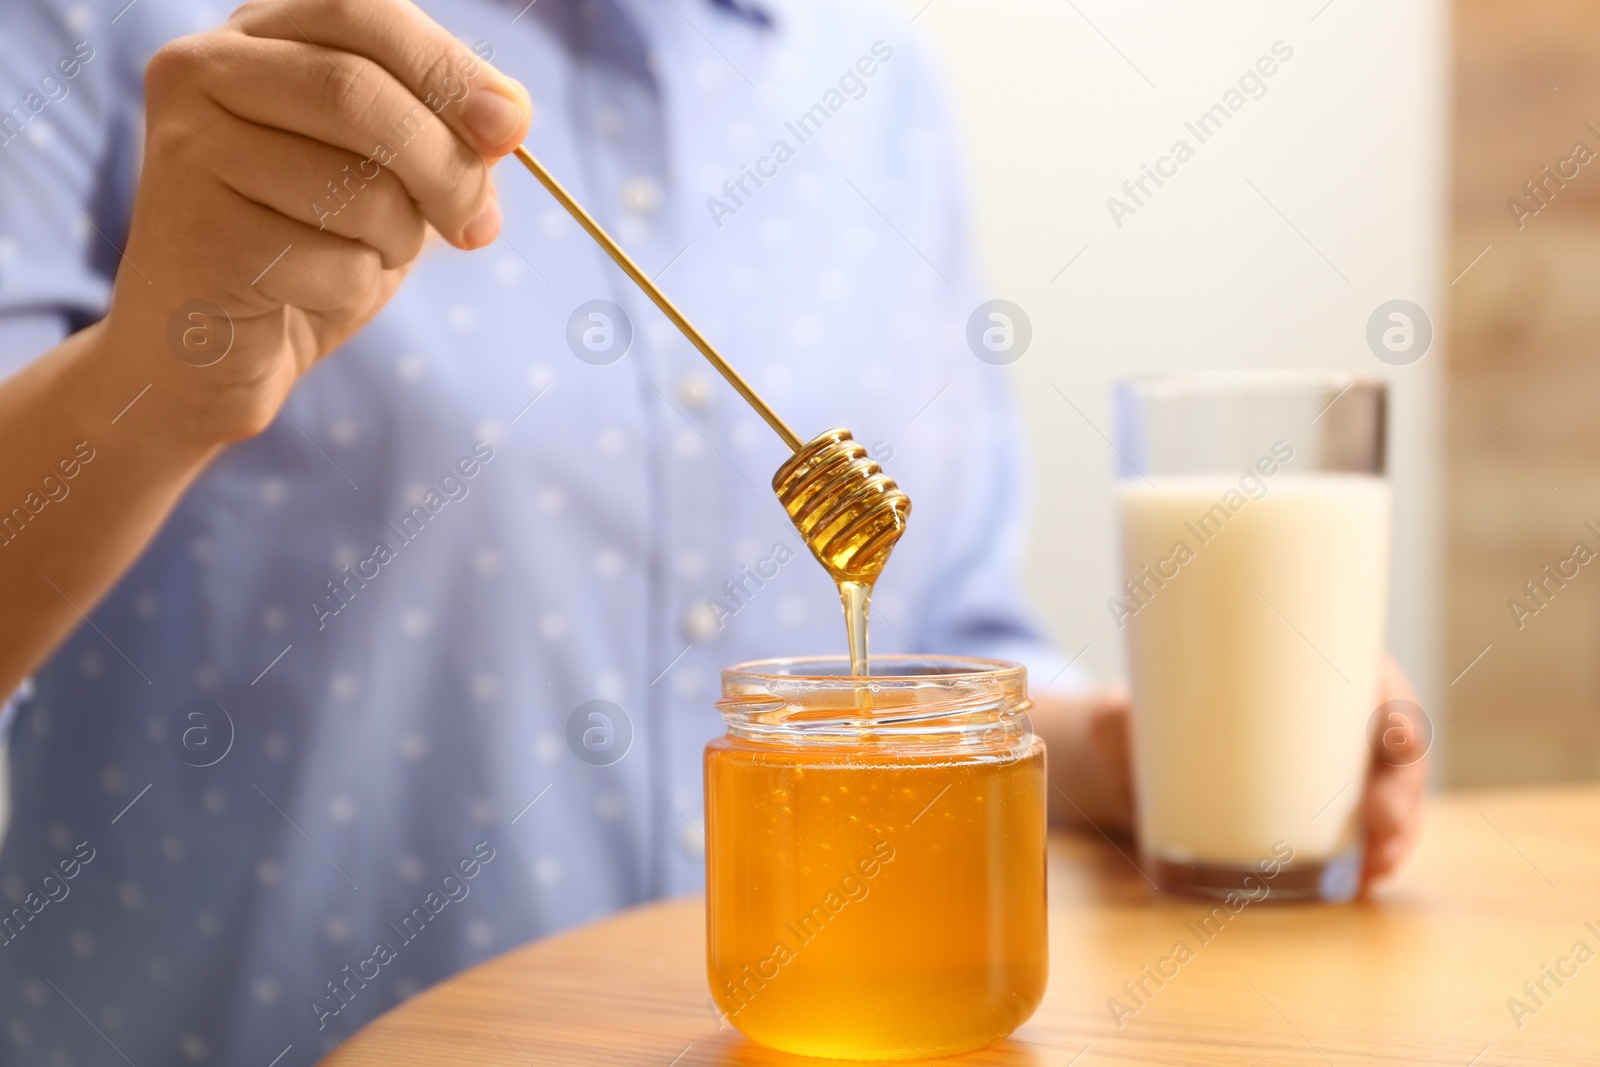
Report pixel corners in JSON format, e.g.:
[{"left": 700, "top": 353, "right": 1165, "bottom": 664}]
[{"left": 0, "top": 320, "right": 220, "bottom": 693}]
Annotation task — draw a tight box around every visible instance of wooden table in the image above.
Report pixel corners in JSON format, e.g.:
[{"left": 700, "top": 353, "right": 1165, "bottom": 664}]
[{"left": 322, "top": 788, "right": 1600, "bottom": 1065}]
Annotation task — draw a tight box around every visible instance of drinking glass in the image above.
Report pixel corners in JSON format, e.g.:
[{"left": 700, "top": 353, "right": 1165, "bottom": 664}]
[{"left": 1112, "top": 371, "right": 1389, "bottom": 902}]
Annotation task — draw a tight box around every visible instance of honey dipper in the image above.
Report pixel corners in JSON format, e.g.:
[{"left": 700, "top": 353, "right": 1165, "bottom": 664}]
[{"left": 512, "top": 147, "right": 910, "bottom": 672}]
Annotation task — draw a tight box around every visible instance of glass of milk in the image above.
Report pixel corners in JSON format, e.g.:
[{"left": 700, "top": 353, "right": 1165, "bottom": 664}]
[{"left": 1112, "top": 372, "right": 1389, "bottom": 902}]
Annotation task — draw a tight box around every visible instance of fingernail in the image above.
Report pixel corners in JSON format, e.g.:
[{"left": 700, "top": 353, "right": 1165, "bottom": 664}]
[
  {"left": 463, "top": 196, "right": 502, "bottom": 248},
  {"left": 463, "top": 88, "right": 524, "bottom": 152}
]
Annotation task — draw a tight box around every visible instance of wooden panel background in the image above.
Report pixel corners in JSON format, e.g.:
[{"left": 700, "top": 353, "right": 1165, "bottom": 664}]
[{"left": 1448, "top": 0, "right": 1600, "bottom": 782}]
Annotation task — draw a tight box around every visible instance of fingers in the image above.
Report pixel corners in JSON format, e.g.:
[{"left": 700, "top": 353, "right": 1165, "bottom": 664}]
[
  {"left": 297, "top": 258, "right": 413, "bottom": 361},
  {"left": 1034, "top": 688, "right": 1137, "bottom": 837},
  {"left": 208, "top": 118, "right": 428, "bottom": 269},
  {"left": 1363, "top": 756, "right": 1427, "bottom": 883},
  {"left": 1086, "top": 690, "right": 1135, "bottom": 833},
  {"left": 126, "top": 124, "right": 386, "bottom": 321},
  {"left": 173, "top": 34, "right": 498, "bottom": 249},
  {"left": 1362, "top": 654, "right": 1430, "bottom": 888},
  {"left": 201, "top": 194, "right": 386, "bottom": 318},
  {"left": 232, "top": 0, "right": 531, "bottom": 156}
]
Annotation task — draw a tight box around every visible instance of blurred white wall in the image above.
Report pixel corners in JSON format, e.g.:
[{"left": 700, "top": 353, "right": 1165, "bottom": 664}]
[{"left": 895, "top": 0, "right": 1448, "bottom": 718}]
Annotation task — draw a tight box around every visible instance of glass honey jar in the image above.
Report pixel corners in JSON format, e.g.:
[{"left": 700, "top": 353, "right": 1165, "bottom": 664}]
[{"left": 704, "top": 656, "right": 1048, "bottom": 1060}]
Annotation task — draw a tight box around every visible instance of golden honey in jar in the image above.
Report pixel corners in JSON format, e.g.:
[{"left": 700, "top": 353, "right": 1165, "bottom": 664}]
[{"left": 704, "top": 656, "right": 1047, "bottom": 1060}]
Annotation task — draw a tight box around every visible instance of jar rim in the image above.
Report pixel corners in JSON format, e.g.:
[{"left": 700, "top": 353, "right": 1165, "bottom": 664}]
[
  {"left": 716, "top": 656, "right": 1031, "bottom": 749},
  {"left": 722, "top": 654, "right": 1025, "bottom": 687}
]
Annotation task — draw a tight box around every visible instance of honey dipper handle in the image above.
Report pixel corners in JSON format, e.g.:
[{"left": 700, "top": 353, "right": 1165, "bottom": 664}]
[{"left": 511, "top": 146, "right": 804, "bottom": 452}]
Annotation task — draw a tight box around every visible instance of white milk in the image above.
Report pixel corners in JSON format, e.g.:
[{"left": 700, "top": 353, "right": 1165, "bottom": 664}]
[{"left": 1116, "top": 474, "right": 1391, "bottom": 866}]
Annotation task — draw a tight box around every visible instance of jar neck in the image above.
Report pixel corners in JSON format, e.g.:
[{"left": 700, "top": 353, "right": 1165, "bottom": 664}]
[{"left": 716, "top": 656, "right": 1031, "bottom": 755}]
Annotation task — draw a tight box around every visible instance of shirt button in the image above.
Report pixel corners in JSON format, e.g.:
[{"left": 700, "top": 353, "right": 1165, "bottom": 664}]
[
  {"left": 680, "top": 601, "right": 722, "bottom": 645},
  {"left": 619, "top": 175, "right": 663, "bottom": 218},
  {"left": 675, "top": 371, "right": 714, "bottom": 412}
]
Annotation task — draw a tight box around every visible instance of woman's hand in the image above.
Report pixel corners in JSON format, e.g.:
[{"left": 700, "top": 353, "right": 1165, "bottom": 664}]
[
  {"left": 0, "top": 0, "right": 532, "bottom": 701},
  {"left": 1034, "top": 683, "right": 1137, "bottom": 836},
  {"left": 1033, "top": 655, "right": 1430, "bottom": 889},
  {"left": 99, "top": 0, "right": 531, "bottom": 447}
]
